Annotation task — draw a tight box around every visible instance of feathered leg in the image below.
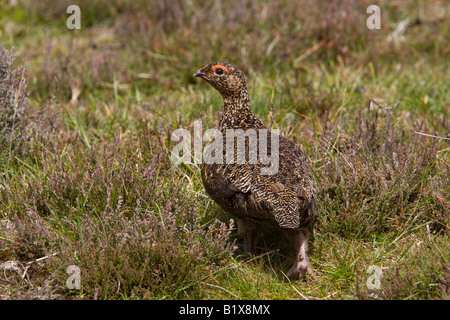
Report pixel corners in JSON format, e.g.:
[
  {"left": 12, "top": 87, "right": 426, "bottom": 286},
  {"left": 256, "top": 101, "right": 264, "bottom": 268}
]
[
  {"left": 286, "top": 228, "right": 316, "bottom": 281},
  {"left": 237, "top": 219, "right": 259, "bottom": 254}
]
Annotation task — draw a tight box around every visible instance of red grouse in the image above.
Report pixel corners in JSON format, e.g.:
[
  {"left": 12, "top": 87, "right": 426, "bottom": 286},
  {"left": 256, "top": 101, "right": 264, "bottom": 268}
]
[{"left": 194, "top": 62, "right": 317, "bottom": 280}]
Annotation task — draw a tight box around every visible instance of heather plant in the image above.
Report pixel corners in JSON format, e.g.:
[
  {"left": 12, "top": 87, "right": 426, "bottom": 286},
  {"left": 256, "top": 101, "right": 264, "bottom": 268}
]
[
  {"left": 313, "top": 103, "right": 448, "bottom": 239},
  {"left": 2, "top": 130, "right": 235, "bottom": 299},
  {"left": 0, "top": 46, "right": 28, "bottom": 160},
  {"left": 49, "top": 200, "right": 234, "bottom": 299}
]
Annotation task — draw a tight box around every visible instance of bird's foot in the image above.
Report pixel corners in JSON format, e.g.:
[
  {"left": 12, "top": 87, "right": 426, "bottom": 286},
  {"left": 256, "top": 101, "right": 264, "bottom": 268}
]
[{"left": 286, "top": 260, "right": 317, "bottom": 281}]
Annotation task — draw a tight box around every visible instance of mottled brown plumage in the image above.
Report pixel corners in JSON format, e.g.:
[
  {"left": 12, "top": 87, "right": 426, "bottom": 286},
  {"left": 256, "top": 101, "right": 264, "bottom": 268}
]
[{"left": 194, "top": 62, "right": 317, "bottom": 280}]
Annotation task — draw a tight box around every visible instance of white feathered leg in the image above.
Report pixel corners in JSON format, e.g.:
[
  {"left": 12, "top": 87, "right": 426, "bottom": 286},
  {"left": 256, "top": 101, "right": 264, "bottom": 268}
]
[{"left": 286, "top": 228, "right": 316, "bottom": 281}]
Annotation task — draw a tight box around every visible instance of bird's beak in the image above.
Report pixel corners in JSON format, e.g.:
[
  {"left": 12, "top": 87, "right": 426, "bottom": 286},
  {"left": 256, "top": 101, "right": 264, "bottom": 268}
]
[{"left": 193, "top": 69, "right": 206, "bottom": 78}]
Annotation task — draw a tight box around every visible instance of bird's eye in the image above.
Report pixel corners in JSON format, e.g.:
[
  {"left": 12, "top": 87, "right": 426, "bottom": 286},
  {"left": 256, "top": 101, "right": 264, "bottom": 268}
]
[{"left": 214, "top": 68, "right": 224, "bottom": 75}]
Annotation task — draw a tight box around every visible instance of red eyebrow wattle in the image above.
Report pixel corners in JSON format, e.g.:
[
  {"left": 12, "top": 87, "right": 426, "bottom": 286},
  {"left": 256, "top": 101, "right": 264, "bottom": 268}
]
[{"left": 212, "top": 65, "right": 228, "bottom": 72}]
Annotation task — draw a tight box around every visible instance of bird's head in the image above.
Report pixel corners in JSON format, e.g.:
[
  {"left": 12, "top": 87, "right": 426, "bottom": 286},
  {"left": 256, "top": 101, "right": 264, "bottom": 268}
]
[{"left": 193, "top": 62, "right": 247, "bottom": 99}]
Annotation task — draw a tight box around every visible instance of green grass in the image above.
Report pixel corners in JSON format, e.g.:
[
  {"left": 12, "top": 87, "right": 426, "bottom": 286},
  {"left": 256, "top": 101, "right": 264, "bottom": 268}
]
[{"left": 0, "top": 0, "right": 449, "bottom": 300}]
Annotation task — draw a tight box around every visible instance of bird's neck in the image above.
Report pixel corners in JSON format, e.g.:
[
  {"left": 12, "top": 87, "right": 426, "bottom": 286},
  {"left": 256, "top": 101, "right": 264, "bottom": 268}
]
[
  {"left": 222, "top": 89, "right": 251, "bottom": 111},
  {"left": 220, "top": 91, "right": 266, "bottom": 129}
]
